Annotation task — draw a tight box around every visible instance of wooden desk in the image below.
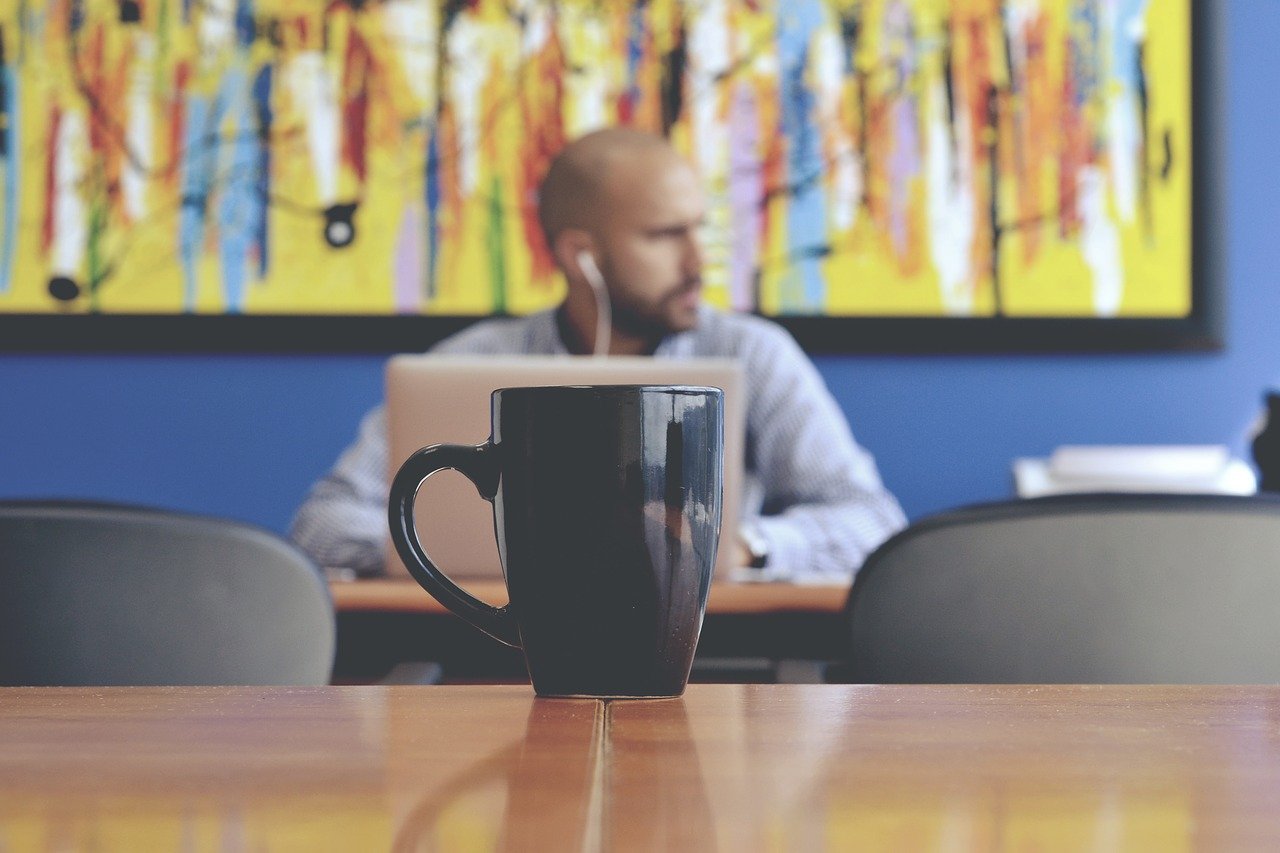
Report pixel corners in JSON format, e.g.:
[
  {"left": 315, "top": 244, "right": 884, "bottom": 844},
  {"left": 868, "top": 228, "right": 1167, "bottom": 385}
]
[
  {"left": 3, "top": 684, "right": 1278, "bottom": 849},
  {"left": 329, "top": 579, "right": 850, "bottom": 683},
  {"left": 330, "top": 577, "right": 848, "bottom": 615}
]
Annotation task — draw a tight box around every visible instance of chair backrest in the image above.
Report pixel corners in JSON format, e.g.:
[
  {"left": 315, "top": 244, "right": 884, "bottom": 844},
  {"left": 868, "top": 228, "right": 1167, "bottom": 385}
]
[
  {"left": 846, "top": 494, "right": 1280, "bottom": 683},
  {"left": 0, "top": 501, "right": 335, "bottom": 686}
]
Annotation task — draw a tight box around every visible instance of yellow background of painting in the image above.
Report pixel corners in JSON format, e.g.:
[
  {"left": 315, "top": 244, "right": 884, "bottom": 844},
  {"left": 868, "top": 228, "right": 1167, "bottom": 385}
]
[
  {"left": 760, "top": 0, "right": 1192, "bottom": 318},
  {"left": 0, "top": 0, "right": 1191, "bottom": 318}
]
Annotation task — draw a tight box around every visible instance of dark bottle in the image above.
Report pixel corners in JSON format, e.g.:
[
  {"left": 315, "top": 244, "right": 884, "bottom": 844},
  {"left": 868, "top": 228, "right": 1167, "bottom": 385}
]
[{"left": 1251, "top": 392, "right": 1280, "bottom": 492}]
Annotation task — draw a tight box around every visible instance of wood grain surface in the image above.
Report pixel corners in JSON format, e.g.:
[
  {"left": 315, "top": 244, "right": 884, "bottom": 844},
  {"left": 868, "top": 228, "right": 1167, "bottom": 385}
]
[
  {"left": 3, "top": 684, "right": 1278, "bottom": 850},
  {"left": 329, "top": 577, "right": 848, "bottom": 616}
]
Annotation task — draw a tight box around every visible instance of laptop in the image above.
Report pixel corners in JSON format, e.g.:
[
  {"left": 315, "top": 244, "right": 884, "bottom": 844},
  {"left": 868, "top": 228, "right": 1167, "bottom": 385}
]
[{"left": 385, "top": 355, "right": 747, "bottom": 579}]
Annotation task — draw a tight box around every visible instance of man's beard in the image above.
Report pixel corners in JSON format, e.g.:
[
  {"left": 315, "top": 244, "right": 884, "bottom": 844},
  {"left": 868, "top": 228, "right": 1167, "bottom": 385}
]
[{"left": 609, "top": 279, "right": 703, "bottom": 341}]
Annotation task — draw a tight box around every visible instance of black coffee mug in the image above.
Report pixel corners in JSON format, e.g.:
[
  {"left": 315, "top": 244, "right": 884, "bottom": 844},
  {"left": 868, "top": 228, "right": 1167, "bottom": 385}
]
[{"left": 388, "top": 385, "right": 724, "bottom": 698}]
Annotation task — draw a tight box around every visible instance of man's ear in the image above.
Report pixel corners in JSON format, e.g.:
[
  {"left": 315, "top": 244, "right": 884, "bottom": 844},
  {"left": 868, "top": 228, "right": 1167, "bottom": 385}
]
[{"left": 552, "top": 230, "right": 595, "bottom": 282}]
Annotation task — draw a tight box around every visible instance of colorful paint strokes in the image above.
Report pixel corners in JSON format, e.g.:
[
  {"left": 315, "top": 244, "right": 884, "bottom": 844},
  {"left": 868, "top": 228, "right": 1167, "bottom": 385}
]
[{"left": 0, "top": 0, "right": 1191, "bottom": 319}]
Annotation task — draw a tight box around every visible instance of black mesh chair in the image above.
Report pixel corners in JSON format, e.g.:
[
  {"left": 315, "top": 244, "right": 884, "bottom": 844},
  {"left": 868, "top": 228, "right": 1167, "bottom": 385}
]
[
  {"left": 843, "top": 494, "right": 1280, "bottom": 684},
  {"left": 0, "top": 501, "right": 335, "bottom": 686}
]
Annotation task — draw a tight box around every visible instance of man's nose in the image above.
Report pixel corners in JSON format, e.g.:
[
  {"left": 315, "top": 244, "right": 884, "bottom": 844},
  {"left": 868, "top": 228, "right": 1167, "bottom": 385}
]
[{"left": 684, "top": 229, "right": 706, "bottom": 275}]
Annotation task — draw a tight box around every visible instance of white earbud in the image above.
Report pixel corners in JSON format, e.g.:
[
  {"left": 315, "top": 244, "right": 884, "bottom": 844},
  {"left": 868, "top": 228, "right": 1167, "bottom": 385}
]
[{"left": 576, "top": 250, "right": 611, "bottom": 358}]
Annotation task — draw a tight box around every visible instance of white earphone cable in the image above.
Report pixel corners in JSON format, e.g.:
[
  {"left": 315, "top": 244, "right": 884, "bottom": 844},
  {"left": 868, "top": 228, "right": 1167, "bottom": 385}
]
[{"left": 577, "top": 251, "right": 611, "bottom": 358}]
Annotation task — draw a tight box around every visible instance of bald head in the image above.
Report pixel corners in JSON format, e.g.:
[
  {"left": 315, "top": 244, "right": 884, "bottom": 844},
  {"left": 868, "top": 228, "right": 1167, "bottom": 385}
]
[
  {"left": 536, "top": 128, "right": 683, "bottom": 248},
  {"left": 537, "top": 127, "right": 707, "bottom": 353}
]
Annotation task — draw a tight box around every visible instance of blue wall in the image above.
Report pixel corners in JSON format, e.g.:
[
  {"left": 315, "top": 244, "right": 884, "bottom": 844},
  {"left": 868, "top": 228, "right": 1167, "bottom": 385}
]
[{"left": 3, "top": 2, "right": 1278, "bottom": 534}]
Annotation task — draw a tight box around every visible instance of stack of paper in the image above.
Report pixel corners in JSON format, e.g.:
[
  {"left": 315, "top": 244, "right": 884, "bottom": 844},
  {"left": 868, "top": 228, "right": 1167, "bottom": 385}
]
[{"left": 1013, "top": 445, "right": 1257, "bottom": 498}]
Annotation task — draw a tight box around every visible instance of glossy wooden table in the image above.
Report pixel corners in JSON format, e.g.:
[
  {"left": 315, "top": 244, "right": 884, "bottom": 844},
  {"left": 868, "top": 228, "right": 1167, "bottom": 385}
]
[
  {"left": 3, "top": 684, "right": 1279, "bottom": 850},
  {"left": 331, "top": 580, "right": 851, "bottom": 683}
]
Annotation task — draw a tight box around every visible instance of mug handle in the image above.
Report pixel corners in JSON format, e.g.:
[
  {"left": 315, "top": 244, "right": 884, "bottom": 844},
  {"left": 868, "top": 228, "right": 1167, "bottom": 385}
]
[{"left": 388, "top": 442, "right": 521, "bottom": 648}]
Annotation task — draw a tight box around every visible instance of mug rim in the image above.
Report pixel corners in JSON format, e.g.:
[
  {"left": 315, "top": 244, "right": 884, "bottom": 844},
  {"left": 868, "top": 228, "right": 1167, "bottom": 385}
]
[{"left": 493, "top": 384, "right": 723, "bottom": 396}]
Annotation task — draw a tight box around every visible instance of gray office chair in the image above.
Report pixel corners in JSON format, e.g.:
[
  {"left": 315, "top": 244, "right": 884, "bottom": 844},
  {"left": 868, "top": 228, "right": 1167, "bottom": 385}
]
[
  {"left": 0, "top": 501, "right": 335, "bottom": 685},
  {"left": 844, "top": 494, "right": 1280, "bottom": 683}
]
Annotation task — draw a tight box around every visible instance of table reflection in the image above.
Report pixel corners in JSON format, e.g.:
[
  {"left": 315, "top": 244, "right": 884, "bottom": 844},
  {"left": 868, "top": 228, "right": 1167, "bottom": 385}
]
[
  {"left": 391, "top": 696, "right": 717, "bottom": 851},
  {"left": 645, "top": 685, "right": 1280, "bottom": 851},
  {"left": 391, "top": 698, "right": 598, "bottom": 851},
  {"left": 605, "top": 699, "right": 716, "bottom": 849},
  {"left": 4, "top": 685, "right": 1280, "bottom": 851},
  {"left": 0, "top": 688, "right": 388, "bottom": 851}
]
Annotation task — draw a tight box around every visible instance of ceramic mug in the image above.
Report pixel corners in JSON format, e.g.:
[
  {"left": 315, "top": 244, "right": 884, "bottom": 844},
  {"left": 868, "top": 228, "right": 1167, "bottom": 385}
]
[{"left": 388, "top": 385, "right": 723, "bottom": 698}]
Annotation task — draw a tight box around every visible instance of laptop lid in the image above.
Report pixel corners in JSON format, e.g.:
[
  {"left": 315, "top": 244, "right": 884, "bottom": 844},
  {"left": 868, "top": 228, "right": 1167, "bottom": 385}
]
[{"left": 385, "top": 355, "right": 746, "bottom": 580}]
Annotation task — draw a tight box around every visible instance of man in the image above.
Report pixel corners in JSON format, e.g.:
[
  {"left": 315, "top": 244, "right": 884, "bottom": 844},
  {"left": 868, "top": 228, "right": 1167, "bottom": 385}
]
[{"left": 291, "top": 128, "right": 906, "bottom": 579}]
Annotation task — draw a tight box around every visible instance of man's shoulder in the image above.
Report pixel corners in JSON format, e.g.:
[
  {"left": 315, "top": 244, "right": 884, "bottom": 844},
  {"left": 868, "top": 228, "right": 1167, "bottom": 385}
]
[
  {"left": 428, "top": 313, "right": 548, "bottom": 355},
  {"left": 696, "top": 307, "right": 803, "bottom": 359}
]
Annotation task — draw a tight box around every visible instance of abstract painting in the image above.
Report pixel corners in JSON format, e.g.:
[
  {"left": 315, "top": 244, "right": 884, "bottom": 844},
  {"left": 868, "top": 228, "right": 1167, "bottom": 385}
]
[{"left": 0, "top": 0, "right": 1204, "bottom": 348}]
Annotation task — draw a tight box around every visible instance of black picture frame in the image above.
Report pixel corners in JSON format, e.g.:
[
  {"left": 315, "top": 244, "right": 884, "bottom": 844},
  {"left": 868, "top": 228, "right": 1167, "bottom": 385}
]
[{"left": 0, "top": 1, "right": 1222, "bottom": 355}]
